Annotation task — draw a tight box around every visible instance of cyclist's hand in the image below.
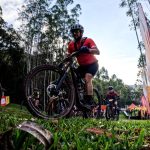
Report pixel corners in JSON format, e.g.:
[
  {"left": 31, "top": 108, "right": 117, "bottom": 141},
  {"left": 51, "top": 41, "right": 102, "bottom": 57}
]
[{"left": 79, "top": 46, "right": 90, "bottom": 53}]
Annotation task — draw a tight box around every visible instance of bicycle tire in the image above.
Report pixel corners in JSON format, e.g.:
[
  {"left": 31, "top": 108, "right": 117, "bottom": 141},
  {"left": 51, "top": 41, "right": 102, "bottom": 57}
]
[
  {"left": 114, "top": 108, "right": 119, "bottom": 121},
  {"left": 106, "top": 105, "right": 111, "bottom": 120},
  {"left": 24, "top": 64, "right": 75, "bottom": 119}
]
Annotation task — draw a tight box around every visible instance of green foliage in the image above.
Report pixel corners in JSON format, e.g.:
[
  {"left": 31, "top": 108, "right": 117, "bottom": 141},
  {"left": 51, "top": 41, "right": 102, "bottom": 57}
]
[
  {"left": 120, "top": 0, "right": 139, "bottom": 27},
  {"left": 0, "top": 0, "right": 81, "bottom": 103},
  {"left": 0, "top": 7, "right": 26, "bottom": 103},
  {"left": 138, "top": 53, "right": 146, "bottom": 68},
  {"left": 18, "top": 0, "right": 81, "bottom": 70},
  {"left": 94, "top": 66, "right": 142, "bottom": 107},
  {"left": 0, "top": 104, "right": 150, "bottom": 150}
]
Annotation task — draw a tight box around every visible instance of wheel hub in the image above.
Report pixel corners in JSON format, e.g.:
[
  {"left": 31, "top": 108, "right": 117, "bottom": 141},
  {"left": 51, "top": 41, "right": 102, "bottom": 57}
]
[{"left": 47, "top": 84, "right": 57, "bottom": 97}]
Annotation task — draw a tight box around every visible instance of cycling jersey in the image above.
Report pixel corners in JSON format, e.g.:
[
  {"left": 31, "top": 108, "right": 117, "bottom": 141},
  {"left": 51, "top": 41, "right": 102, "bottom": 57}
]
[
  {"left": 106, "top": 91, "right": 119, "bottom": 100},
  {"left": 68, "top": 38, "right": 98, "bottom": 65}
]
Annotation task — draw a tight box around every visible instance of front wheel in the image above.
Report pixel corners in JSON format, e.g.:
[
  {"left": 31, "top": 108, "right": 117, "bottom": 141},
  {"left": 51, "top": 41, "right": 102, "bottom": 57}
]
[
  {"left": 114, "top": 107, "right": 120, "bottom": 121},
  {"left": 24, "top": 64, "right": 75, "bottom": 119},
  {"left": 105, "top": 105, "right": 112, "bottom": 120}
]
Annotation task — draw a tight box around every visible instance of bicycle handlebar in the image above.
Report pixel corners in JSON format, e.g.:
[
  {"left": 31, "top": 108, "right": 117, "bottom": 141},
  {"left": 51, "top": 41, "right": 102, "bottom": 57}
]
[
  {"left": 64, "top": 51, "right": 79, "bottom": 62},
  {"left": 58, "top": 51, "right": 80, "bottom": 67}
]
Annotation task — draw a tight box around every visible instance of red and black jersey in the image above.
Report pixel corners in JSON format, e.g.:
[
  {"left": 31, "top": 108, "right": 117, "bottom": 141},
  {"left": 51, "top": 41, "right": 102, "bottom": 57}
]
[
  {"left": 106, "top": 91, "right": 119, "bottom": 100},
  {"left": 68, "top": 37, "right": 98, "bottom": 65}
]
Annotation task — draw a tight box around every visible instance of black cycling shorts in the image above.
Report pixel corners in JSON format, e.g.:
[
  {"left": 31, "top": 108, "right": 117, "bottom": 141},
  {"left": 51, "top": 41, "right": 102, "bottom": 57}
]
[{"left": 77, "top": 61, "right": 99, "bottom": 78}]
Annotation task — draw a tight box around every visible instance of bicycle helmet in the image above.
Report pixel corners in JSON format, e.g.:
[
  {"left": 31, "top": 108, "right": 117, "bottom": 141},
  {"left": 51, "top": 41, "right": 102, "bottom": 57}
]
[
  {"left": 108, "top": 86, "right": 113, "bottom": 90},
  {"left": 70, "top": 24, "right": 84, "bottom": 34}
]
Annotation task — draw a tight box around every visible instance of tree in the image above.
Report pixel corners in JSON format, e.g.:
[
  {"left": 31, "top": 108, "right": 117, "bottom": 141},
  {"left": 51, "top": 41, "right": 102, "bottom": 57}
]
[
  {"left": 97, "top": 67, "right": 109, "bottom": 81},
  {"left": 93, "top": 65, "right": 142, "bottom": 107},
  {"left": 18, "top": 0, "right": 53, "bottom": 71},
  {"left": 138, "top": 53, "right": 146, "bottom": 68},
  {"left": 0, "top": 6, "right": 26, "bottom": 103},
  {"left": 18, "top": 0, "right": 81, "bottom": 72},
  {"left": 120, "top": 0, "right": 146, "bottom": 63},
  {"left": 120, "top": 0, "right": 145, "bottom": 101},
  {"left": 44, "top": 0, "right": 81, "bottom": 62}
]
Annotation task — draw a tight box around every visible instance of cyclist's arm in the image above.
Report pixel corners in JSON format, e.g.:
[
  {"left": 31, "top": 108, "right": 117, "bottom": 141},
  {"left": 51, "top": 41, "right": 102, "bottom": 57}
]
[
  {"left": 67, "top": 41, "right": 74, "bottom": 54},
  {"left": 105, "top": 92, "right": 109, "bottom": 100},
  {"left": 114, "top": 91, "right": 120, "bottom": 100},
  {"left": 87, "top": 38, "right": 100, "bottom": 55},
  {"left": 89, "top": 46, "right": 100, "bottom": 55},
  {"left": 114, "top": 91, "right": 119, "bottom": 97}
]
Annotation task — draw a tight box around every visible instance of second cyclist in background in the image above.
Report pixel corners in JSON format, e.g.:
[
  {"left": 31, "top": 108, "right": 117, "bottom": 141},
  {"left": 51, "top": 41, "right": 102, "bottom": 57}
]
[{"left": 105, "top": 86, "right": 120, "bottom": 108}]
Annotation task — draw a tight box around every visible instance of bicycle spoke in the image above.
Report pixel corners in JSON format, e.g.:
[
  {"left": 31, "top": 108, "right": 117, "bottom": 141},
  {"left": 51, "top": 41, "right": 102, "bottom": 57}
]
[{"left": 25, "top": 65, "right": 75, "bottom": 119}]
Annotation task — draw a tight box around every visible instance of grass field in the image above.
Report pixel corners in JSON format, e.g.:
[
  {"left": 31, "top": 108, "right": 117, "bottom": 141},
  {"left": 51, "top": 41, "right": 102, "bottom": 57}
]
[{"left": 0, "top": 104, "right": 150, "bottom": 150}]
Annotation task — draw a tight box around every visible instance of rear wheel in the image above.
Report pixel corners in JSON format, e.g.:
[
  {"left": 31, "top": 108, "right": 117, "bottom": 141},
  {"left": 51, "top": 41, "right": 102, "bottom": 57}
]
[{"left": 25, "top": 65, "right": 75, "bottom": 119}]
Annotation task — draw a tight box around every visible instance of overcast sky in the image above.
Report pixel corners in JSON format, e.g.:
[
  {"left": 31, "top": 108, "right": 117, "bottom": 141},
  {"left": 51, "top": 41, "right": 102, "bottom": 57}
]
[{"left": 0, "top": 0, "right": 148, "bottom": 85}]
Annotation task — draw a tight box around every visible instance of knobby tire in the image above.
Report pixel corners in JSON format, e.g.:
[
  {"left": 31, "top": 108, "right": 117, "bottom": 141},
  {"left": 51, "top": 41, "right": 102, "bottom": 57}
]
[{"left": 24, "top": 64, "right": 75, "bottom": 119}]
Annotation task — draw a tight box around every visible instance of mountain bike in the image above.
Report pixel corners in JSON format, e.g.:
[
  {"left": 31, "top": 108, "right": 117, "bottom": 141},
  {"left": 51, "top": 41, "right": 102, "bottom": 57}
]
[
  {"left": 24, "top": 50, "right": 101, "bottom": 119},
  {"left": 105, "top": 98, "right": 119, "bottom": 121}
]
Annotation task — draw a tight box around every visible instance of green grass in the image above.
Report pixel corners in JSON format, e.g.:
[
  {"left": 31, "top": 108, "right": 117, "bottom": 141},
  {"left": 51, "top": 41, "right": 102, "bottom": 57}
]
[{"left": 0, "top": 104, "right": 150, "bottom": 150}]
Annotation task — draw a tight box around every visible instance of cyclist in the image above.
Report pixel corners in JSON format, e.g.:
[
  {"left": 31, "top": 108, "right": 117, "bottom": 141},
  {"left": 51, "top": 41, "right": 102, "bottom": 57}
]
[
  {"left": 105, "top": 86, "right": 119, "bottom": 106},
  {"left": 67, "top": 23, "right": 100, "bottom": 109}
]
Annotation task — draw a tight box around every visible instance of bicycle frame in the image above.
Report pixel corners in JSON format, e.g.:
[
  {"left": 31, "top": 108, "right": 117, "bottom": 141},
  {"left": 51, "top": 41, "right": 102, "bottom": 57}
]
[
  {"left": 107, "top": 99, "right": 115, "bottom": 110},
  {"left": 53, "top": 56, "right": 83, "bottom": 108},
  {"left": 106, "top": 98, "right": 118, "bottom": 119},
  {"left": 55, "top": 61, "right": 72, "bottom": 93}
]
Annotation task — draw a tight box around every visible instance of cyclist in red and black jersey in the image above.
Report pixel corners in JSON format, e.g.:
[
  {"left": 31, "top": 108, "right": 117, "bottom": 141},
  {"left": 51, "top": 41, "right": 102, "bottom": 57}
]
[
  {"left": 68, "top": 24, "right": 100, "bottom": 109},
  {"left": 106, "top": 86, "right": 119, "bottom": 104}
]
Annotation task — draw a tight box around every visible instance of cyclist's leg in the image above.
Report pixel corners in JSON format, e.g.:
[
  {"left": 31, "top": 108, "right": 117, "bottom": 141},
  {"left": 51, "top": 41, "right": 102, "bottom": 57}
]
[{"left": 83, "top": 62, "right": 99, "bottom": 107}]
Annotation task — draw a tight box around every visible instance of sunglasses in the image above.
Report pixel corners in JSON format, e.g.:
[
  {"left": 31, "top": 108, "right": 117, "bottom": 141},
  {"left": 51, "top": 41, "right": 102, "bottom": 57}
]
[{"left": 72, "top": 29, "right": 81, "bottom": 34}]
